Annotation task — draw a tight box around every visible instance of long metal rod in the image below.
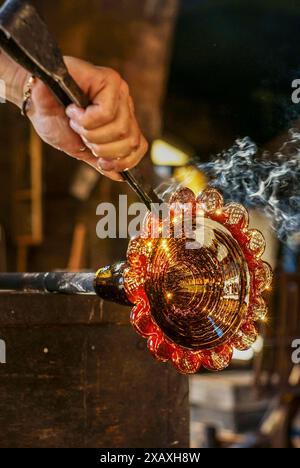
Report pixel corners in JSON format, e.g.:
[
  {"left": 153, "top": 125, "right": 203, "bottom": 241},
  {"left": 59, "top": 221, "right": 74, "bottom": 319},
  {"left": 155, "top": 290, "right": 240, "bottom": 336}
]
[
  {"left": 0, "top": 272, "right": 96, "bottom": 294},
  {"left": 0, "top": 262, "right": 131, "bottom": 306},
  {"left": 122, "top": 171, "right": 161, "bottom": 210}
]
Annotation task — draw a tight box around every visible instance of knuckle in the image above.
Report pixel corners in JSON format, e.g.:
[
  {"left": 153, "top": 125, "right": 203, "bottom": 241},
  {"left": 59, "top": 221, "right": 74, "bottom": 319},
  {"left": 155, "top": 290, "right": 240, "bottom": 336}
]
[
  {"left": 120, "top": 80, "right": 129, "bottom": 95},
  {"left": 101, "top": 107, "right": 116, "bottom": 124},
  {"left": 129, "top": 134, "right": 140, "bottom": 149},
  {"left": 141, "top": 138, "right": 149, "bottom": 153},
  {"left": 119, "top": 147, "right": 130, "bottom": 158},
  {"left": 116, "top": 159, "right": 129, "bottom": 172},
  {"left": 81, "top": 116, "right": 94, "bottom": 129},
  {"left": 119, "top": 122, "right": 130, "bottom": 138},
  {"left": 128, "top": 95, "right": 135, "bottom": 113},
  {"left": 105, "top": 67, "right": 121, "bottom": 84}
]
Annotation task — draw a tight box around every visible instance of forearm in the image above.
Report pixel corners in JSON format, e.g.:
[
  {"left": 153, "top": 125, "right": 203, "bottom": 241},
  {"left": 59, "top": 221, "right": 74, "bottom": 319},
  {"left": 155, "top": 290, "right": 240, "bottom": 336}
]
[{"left": 0, "top": 49, "right": 29, "bottom": 108}]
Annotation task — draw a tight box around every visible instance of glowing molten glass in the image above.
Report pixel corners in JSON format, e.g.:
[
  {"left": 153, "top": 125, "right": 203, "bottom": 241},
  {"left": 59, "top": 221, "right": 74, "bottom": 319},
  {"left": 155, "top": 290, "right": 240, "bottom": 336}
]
[{"left": 123, "top": 187, "right": 272, "bottom": 374}]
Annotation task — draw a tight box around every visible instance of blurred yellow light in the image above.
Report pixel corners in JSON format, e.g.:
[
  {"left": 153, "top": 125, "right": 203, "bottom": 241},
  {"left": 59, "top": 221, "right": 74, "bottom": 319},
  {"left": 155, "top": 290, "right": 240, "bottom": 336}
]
[
  {"left": 151, "top": 139, "right": 189, "bottom": 166},
  {"left": 252, "top": 335, "right": 264, "bottom": 353},
  {"left": 174, "top": 166, "right": 207, "bottom": 194},
  {"left": 232, "top": 335, "right": 264, "bottom": 361},
  {"left": 232, "top": 348, "right": 254, "bottom": 361}
]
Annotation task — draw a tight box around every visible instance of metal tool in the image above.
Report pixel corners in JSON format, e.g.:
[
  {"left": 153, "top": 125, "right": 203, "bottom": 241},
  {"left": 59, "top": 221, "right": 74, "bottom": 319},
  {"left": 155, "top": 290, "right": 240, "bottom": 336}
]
[
  {"left": 0, "top": 262, "right": 131, "bottom": 306},
  {"left": 0, "top": 0, "right": 161, "bottom": 210}
]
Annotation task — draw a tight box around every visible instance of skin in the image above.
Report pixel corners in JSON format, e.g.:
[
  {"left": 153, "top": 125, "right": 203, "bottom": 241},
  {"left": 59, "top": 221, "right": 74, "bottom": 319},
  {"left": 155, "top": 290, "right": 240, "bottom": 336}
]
[{"left": 0, "top": 51, "right": 148, "bottom": 181}]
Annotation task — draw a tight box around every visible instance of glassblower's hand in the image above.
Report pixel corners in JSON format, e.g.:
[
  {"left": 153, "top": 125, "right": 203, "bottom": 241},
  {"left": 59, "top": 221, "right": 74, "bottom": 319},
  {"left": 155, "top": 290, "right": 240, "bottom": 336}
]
[{"left": 26, "top": 56, "right": 148, "bottom": 181}]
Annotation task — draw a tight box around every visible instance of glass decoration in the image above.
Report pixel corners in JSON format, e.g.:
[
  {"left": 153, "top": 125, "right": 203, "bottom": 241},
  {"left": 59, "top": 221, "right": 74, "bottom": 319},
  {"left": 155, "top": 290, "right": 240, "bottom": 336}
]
[{"left": 123, "top": 187, "right": 272, "bottom": 374}]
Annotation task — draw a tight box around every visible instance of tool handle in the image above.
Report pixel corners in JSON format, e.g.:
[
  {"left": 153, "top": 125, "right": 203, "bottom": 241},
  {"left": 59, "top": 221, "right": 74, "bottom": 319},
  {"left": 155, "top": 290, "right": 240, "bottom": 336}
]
[{"left": 55, "top": 73, "right": 90, "bottom": 109}]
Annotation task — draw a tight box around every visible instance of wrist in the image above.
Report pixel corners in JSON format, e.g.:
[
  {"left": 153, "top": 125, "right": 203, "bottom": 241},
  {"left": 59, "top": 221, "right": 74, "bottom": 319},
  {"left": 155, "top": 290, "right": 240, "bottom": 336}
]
[
  {"left": 10, "top": 65, "right": 31, "bottom": 109},
  {"left": 0, "top": 51, "right": 30, "bottom": 108}
]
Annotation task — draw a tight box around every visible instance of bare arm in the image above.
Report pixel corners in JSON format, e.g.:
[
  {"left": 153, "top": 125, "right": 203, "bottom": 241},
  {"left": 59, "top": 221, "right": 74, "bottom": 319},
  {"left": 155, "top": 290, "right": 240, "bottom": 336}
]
[
  {"left": 0, "top": 50, "right": 29, "bottom": 107},
  {"left": 0, "top": 51, "right": 148, "bottom": 181}
]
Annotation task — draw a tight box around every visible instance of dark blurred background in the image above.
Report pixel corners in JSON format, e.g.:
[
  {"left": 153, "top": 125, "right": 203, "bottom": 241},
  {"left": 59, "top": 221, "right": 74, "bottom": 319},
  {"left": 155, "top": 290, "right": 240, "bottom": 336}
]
[{"left": 165, "top": 0, "right": 300, "bottom": 157}]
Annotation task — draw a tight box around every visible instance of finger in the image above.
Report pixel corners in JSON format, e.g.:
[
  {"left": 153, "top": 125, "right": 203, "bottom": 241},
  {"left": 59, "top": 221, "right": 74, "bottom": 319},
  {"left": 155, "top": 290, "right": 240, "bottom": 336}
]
[
  {"left": 97, "top": 170, "right": 125, "bottom": 182},
  {"left": 88, "top": 119, "right": 141, "bottom": 160},
  {"left": 48, "top": 113, "right": 89, "bottom": 156},
  {"left": 72, "top": 93, "right": 132, "bottom": 145},
  {"left": 69, "top": 147, "right": 124, "bottom": 182},
  {"left": 66, "top": 73, "right": 126, "bottom": 130},
  {"left": 97, "top": 136, "right": 148, "bottom": 172},
  {"left": 128, "top": 95, "right": 135, "bottom": 117},
  {"left": 113, "top": 137, "right": 148, "bottom": 172}
]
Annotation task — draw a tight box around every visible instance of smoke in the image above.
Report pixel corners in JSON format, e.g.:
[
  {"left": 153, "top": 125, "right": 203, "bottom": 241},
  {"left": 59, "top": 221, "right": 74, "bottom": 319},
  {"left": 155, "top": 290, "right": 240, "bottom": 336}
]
[
  {"left": 198, "top": 129, "right": 300, "bottom": 245},
  {"left": 154, "top": 178, "right": 180, "bottom": 202}
]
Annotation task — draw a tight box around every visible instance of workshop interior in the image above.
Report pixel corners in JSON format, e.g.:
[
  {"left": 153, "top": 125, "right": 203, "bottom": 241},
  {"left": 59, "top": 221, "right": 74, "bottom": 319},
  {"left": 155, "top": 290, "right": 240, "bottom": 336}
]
[{"left": 0, "top": 0, "right": 300, "bottom": 450}]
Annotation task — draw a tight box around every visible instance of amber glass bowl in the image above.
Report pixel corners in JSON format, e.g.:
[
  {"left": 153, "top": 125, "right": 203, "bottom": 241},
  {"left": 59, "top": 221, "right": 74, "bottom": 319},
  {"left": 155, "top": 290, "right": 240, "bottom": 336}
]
[{"left": 124, "top": 187, "right": 272, "bottom": 374}]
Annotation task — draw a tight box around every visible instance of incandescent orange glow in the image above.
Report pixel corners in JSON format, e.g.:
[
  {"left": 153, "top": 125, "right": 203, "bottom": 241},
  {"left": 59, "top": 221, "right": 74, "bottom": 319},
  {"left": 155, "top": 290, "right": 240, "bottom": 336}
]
[{"left": 124, "top": 187, "right": 272, "bottom": 374}]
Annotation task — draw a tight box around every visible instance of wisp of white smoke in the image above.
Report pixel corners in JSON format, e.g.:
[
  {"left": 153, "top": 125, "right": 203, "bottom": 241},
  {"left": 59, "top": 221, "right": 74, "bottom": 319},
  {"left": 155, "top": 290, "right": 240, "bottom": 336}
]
[{"left": 199, "top": 129, "right": 300, "bottom": 245}]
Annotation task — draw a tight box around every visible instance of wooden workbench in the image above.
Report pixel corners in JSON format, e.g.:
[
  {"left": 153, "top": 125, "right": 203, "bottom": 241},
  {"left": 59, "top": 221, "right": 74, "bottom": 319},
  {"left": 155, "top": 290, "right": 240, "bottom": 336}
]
[{"left": 0, "top": 293, "right": 189, "bottom": 448}]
